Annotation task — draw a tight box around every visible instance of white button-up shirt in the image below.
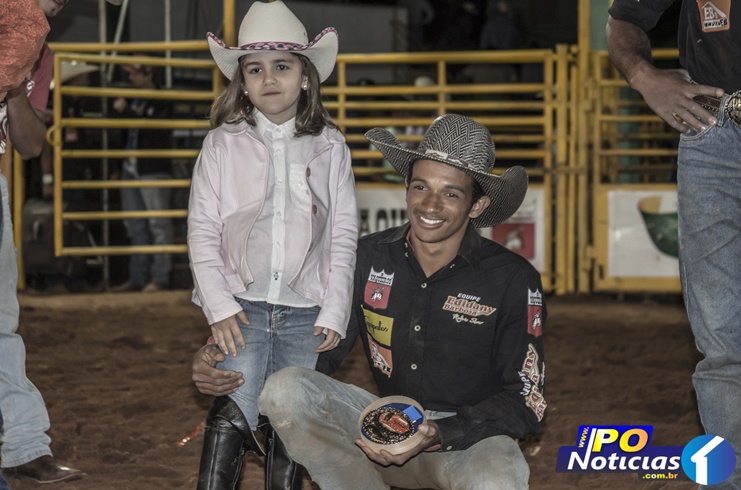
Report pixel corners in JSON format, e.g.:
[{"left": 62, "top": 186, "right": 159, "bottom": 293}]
[{"left": 235, "top": 111, "right": 315, "bottom": 307}]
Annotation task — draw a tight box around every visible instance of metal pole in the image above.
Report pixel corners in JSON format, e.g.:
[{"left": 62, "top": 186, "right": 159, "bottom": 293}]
[
  {"left": 100, "top": 0, "right": 111, "bottom": 287},
  {"left": 165, "top": 0, "right": 172, "bottom": 88}
]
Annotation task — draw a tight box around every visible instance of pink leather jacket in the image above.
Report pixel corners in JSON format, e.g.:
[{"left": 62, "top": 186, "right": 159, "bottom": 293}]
[{"left": 187, "top": 120, "right": 357, "bottom": 337}]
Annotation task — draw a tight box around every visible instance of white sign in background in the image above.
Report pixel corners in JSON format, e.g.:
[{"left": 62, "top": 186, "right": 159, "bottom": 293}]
[
  {"left": 355, "top": 186, "right": 546, "bottom": 273},
  {"left": 608, "top": 190, "right": 679, "bottom": 278}
]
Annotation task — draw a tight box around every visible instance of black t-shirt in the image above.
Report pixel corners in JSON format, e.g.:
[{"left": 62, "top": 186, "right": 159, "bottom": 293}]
[{"left": 609, "top": 0, "right": 741, "bottom": 93}]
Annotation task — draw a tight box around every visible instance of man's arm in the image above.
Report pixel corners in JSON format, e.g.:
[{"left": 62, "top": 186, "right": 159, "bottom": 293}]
[
  {"left": 605, "top": 15, "right": 724, "bottom": 133},
  {"left": 6, "top": 83, "right": 45, "bottom": 160}
]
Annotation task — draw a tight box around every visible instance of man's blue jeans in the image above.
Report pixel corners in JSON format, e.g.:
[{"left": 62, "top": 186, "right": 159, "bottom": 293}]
[
  {"left": 120, "top": 168, "right": 173, "bottom": 287},
  {"left": 217, "top": 300, "right": 322, "bottom": 428},
  {"left": 0, "top": 174, "right": 52, "bottom": 468},
  {"left": 259, "top": 367, "right": 530, "bottom": 490},
  {"left": 678, "top": 97, "right": 741, "bottom": 489},
  {"left": 0, "top": 411, "right": 10, "bottom": 490}
]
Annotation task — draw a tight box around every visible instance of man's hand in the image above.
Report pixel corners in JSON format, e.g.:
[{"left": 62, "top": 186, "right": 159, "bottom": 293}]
[
  {"left": 631, "top": 67, "right": 724, "bottom": 133},
  {"left": 354, "top": 421, "right": 441, "bottom": 466},
  {"left": 210, "top": 311, "right": 249, "bottom": 357},
  {"left": 314, "top": 326, "right": 340, "bottom": 353},
  {"left": 192, "top": 343, "right": 244, "bottom": 396}
]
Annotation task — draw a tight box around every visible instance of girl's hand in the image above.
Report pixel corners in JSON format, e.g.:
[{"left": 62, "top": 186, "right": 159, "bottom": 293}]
[
  {"left": 314, "top": 327, "right": 340, "bottom": 352},
  {"left": 211, "top": 311, "right": 249, "bottom": 357}
]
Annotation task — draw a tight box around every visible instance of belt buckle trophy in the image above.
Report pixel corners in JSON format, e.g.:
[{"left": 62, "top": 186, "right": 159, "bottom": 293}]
[{"left": 726, "top": 90, "right": 741, "bottom": 127}]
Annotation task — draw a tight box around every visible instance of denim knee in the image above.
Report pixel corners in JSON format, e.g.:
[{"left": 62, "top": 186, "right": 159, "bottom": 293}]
[{"left": 259, "top": 366, "right": 315, "bottom": 419}]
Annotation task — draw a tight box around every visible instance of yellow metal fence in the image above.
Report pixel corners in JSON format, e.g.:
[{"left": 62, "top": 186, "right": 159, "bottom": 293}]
[{"left": 12, "top": 41, "right": 683, "bottom": 295}]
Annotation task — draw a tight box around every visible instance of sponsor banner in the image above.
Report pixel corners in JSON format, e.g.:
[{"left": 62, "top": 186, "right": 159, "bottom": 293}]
[{"left": 608, "top": 191, "right": 679, "bottom": 278}]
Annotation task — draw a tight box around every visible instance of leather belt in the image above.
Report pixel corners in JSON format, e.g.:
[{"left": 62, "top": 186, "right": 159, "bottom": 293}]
[{"left": 693, "top": 91, "right": 741, "bottom": 126}]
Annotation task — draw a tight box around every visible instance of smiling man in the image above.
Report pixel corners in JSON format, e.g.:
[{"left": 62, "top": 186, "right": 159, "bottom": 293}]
[{"left": 240, "top": 114, "right": 545, "bottom": 489}]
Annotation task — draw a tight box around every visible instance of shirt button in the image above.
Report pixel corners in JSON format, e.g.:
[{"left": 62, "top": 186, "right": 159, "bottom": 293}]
[
  {"left": 421, "top": 283, "right": 427, "bottom": 289},
  {"left": 446, "top": 446, "right": 452, "bottom": 451},
  {"left": 312, "top": 204, "right": 317, "bottom": 215},
  {"left": 306, "top": 167, "right": 311, "bottom": 177},
  {"left": 277, "top": 179, "right": 283, "bottom": 185},
  {"left": 414, "top": 325, "right": 421, "bottom": 332},
  {"left": 277, "top": 211, "right": 282, "bottom": 217},
  {"left": 411, "top": 364, "right": 418, "bottom": 370}
]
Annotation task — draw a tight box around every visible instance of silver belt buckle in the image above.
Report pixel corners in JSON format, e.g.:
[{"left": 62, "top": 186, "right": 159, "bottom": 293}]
[{"left": 725, "top": 90, "right": 741, "bottom": 127}]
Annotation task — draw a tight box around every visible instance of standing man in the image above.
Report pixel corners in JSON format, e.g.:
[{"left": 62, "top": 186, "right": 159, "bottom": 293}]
[
  {"left": 0, "top": 0, "right": 119, "bottom": 482},
  {"left": 194, "top": 114, "right": 547, "bottom": 489},
  {"left": 111, "top": 61, "right": 174, "bottom": 293},
  {"left": 607, "top": 2, "right": 740, "bottom": 488}
]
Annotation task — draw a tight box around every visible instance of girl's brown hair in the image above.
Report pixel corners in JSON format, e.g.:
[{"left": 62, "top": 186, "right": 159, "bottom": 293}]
[{"left": 209, "top": 53, "right": 336, "bottom": 137}]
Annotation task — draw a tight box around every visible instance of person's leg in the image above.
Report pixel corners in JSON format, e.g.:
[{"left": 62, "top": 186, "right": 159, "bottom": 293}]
[
  {"left": 677, "top": 109, "right": 741, "bottom": 489},
  {"left": 0, "top": 174, "right": 52, "bottom": 468},
  {"left": 0, "top": 411, "right": 9, "bottom": 490},
  {"left": 139, "top": 173, "right": 173, "bottom": 287},
  {"left": 120, "top": 167, "right": 152, "bottom": 288},
  {"left": 263, "top": 305, "right": 322, "bottom": 490},
  {"left": 377, "top": 435, "right": 529, "bottom": 490},
  {"left": 198, "top": 299, "right": 272, "bottom": 489},
  {"left": 259, "top": 366, "right": 388, "bottom": 490}
]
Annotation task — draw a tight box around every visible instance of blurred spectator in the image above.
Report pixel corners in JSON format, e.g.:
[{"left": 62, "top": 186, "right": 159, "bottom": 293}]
[
  {"left": 111, "top": 61, "right": 174, "bottom": 293},
  {"left": 479, "top": 1, "right": 522, "bottom": 51},
  {"left": 398, "top": 0, "right": 435, "bottom": 49},
  {"left": 24, "top": 60, "right": 100, "bottom": 294}
]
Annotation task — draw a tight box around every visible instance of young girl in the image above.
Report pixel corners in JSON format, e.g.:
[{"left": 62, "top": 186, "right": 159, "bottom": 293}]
[{"left": 188, "top": 1, "right": 357, "bottom": 488}]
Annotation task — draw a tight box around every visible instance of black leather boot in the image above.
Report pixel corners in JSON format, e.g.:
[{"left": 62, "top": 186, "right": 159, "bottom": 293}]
[
  {"left": 197, "top": 397, "right": 267, "bottom": 490},
  {"left": 263, "top": 420, "right": 304, "bottom": 490}
]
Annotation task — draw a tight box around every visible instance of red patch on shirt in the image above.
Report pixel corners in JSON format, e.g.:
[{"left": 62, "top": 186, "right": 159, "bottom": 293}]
[
  {"left": 365, "top": 282, "right": 390, "bottom": 309},
  {"left": 528, "top": 306, "right": 543, "bottom": 337}
]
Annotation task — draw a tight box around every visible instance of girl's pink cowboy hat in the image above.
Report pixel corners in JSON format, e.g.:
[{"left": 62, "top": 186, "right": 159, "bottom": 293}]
[{"left": 207, "top": 0, "right": 338, "bottom": 82}]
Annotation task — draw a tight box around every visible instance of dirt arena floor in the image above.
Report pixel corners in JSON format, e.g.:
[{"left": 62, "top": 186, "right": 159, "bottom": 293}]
[{"left": 5, "top": 291, "right": 703, "bottom": 489}]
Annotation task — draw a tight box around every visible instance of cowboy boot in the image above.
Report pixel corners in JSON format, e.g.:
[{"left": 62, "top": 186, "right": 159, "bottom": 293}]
[
  {"left": 197, "top": 397, "right": 267, "bottom": 490},
  {"left": 262, "top": 418, "right": 304, "bottom": 490}
]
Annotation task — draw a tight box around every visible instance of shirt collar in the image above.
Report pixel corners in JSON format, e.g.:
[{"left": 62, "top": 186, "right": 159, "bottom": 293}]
[
  {"left": 381, "top": 222, "right": 482, "bottom": 269},
  {"left": 254, "top": 109, "right": 296, "bottom": 139}
]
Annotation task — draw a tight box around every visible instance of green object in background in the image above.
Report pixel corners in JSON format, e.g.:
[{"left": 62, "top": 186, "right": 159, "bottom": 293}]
[{"left": 638, "top": 196, "right": 678, "bottom": 257}]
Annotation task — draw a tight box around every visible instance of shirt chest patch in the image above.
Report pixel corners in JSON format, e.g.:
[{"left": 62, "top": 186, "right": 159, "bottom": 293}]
[
  {"left": 363, "top": 308, "right": 394, "bottom": 378},
  {"left": 441, "top": 294, "right": 496, "bottom": 325},
  {"left": 697, "top": 0, "right": 731, "bottom": 32},
  {"left": 364, "top": 267, "right": 395, "bottom": 309}
]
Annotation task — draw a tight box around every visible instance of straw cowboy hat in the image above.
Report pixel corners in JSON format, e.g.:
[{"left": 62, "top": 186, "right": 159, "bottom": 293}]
[
  {"left": 364, "top": 114, "right": 528, "bottom": 228},
  {"left": 207, "top": 0, "right": 338, "bottom": 82}
]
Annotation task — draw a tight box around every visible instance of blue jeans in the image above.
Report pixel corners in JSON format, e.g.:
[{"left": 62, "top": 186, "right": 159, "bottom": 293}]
[
  {"left": 678, "top": 97, "right": 741, "bottom": 490},
  {"left": 120, "top": 168, "right": 173, "bottom": 287},
  {"left": 0, "top": 174, "right": 52, "bottom": 468},
  {"left": 0, "top": 412, "right": 10, "bottom": 490},
  {"left": 218, "top": 300, "right": 322, "bottom": 428},
  {"left": 259, "top": 367, "right": 530, "bottom": 490}
]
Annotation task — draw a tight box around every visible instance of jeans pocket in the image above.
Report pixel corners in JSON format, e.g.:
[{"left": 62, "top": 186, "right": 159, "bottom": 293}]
[{"left": 679, "top": 122, "right": 718, "bottom": 143}]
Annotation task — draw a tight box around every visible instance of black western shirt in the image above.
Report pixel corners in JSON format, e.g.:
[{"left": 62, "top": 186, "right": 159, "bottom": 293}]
[
  {"left": 609, "top": 0, "right": 741, "bottom": 94},
  {"left": 321, "top": 223, "right": 547, "bottom": 451}
]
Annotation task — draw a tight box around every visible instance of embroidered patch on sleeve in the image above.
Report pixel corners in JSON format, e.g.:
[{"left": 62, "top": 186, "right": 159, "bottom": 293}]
[
  {"left": 527, "top": 288, "right": 543, "bottom": 337},
  {"left": 367, "top": 334, "right": 393, "bottom": 377},
  {"left": 697, "top": 0, "right": 730, "bottom": 32},
  {"left": 364, "top": 267, "right": 395, "bottom": 309}
]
